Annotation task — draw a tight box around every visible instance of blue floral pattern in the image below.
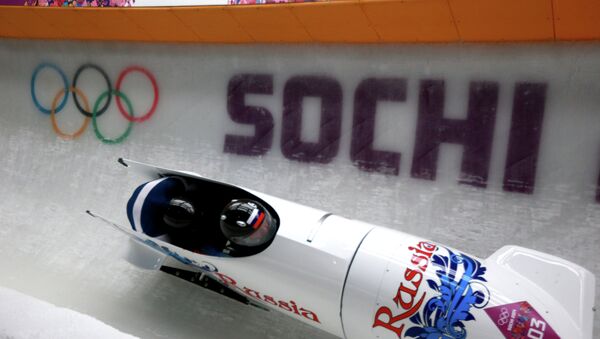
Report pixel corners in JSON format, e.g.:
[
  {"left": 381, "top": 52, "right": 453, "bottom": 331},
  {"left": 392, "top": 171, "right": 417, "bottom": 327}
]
[{"left": 405, "top": 247, "right": 490, "bottom": 339}]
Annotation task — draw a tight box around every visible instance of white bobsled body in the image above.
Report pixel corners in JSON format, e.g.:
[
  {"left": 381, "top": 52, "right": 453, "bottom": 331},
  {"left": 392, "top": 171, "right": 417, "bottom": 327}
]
[
  {"left": 89, "top": 159, "right": 595, "bottom": 339},
  {"left": 343, "top": 227, "right": 595, "bottom": 339},
  {"left": 194, "top": 207, "right": 375, "bottom": 336}
]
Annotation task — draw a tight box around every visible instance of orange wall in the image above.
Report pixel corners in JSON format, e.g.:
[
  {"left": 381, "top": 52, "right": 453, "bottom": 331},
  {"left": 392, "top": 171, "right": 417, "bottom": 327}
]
[{"left": 0, "top": 0, "right": 599, "bottom": 43}]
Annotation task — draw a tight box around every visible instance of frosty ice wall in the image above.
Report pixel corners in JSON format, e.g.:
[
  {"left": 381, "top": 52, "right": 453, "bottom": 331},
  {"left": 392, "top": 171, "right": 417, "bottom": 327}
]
[
  {"left": 0, "top": 41, "right": 598, "bottom": 339},
  {"left": 224, "top": 74, "right": 596, "bottom": 201},
  {"left": 8, "top": 42, "right": 600, "bottom": 211}
]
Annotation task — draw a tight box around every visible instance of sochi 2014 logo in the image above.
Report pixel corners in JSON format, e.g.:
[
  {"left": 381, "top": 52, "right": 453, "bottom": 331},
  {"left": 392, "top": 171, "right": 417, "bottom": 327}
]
[{"left": 30, "top": 62, "right": 159, "bottom": 144}]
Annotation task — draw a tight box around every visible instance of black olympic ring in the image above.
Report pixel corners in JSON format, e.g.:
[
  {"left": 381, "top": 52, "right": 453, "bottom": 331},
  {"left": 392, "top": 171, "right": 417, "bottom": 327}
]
[
  {"left": 30, "top": 62, "right": 159, "bottom": 144},
  {"left": 72, "top": 63, "right": 112, "bottom": 118}
]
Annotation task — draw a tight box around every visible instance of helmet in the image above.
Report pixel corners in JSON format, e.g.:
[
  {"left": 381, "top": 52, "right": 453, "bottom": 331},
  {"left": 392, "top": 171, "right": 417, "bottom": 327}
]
[
  {"left": 220, "top": 199, "right": 276, "bottom": 247},
  {"left": 163, "top": 198, "right": 196, "bottom": 229},
  {"left": 127, "top": 176, "right": 192, "bottom": 237}
]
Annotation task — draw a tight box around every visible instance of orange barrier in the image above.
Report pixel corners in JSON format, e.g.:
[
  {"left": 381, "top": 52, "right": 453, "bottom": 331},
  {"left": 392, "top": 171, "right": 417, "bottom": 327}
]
[{"left": 0, "top": 0, "right": 599, "bottom": 43}]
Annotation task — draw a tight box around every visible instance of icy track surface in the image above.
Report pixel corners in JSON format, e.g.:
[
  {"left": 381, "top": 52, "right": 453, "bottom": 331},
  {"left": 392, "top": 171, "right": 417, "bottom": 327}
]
[
  {"left": 0, "top": 286, "right": 137, "bottom": 339},
  {"left": 0, "top": 40, "right": 598, "bottom": 338}
]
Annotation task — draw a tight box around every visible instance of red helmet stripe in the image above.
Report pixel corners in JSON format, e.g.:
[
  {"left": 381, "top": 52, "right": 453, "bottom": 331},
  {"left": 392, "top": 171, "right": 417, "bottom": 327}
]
[{"left": 253, "top": 211, "right": 265, "bottom": 229}]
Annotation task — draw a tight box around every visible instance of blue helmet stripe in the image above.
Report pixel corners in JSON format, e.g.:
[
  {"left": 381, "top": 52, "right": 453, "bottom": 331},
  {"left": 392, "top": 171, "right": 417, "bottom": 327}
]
[{"left": 126, "top": 184, "right": 146, "bottom": 231}]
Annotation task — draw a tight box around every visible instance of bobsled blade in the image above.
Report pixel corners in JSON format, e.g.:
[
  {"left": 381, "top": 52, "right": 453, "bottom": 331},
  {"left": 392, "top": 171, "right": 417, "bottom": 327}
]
[
  {"left": 86, "top": 210, "right": 202, "bottom": 271},
  {"left": 158, "top": 266, "right": 267, "bottom": 309},
  {"left": 118, "top": 158, "right": 245, "bottom": 194},
  {"left": 86, "top": 210, "right": 167, "bottom": 270},
  {"left": 86, "top": 209, "right": 167, "bottom": 248},
  {"left": 86, "top": 212, "right": 258, "bottom": 307},
  {"left": 90, "top": 209, "right": 228, "bottom": 273},
  {"left": 86, "top": 210, "right": 139, "bottom": 238},
  {"left": 119, "top": 158, "right": 205, "bottom": 182}
]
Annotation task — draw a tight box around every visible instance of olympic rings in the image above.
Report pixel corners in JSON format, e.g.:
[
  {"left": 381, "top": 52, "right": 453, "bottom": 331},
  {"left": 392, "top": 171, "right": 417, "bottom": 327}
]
[
  {"left": 92, "top": 90, "right": 134, "bottom": 145},
  {"left": 51, "top": 87, "right": 91, "bottom": 140},
  {"left": 497, "top": 307, "right": 511, "bottom": 326},
  {"left": 30, "top": 62, "right": 159, "bottom": 144},
  {"left": 116, "top": 66, "right": 159, "bottom": 122}
]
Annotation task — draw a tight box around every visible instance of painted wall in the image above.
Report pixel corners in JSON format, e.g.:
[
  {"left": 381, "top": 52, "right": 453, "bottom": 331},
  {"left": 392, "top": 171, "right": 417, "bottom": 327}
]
[
  {"left": 135, "top": 0, "right": 227, "bottom": 5},
  {"left": 0, "top": 40, "right": 598, "bottom": 338}
]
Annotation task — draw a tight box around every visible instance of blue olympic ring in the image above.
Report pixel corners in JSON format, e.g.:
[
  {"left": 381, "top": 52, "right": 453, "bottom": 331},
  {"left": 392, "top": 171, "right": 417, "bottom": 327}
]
[{"left": 30, "top": 62, "right": 69, "bottom": 115}]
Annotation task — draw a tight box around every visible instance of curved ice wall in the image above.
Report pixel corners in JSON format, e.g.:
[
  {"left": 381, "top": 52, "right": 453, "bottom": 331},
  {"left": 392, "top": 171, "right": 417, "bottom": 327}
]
[{"left": 0, "top": 40, "right": 598, "bottom": 338}]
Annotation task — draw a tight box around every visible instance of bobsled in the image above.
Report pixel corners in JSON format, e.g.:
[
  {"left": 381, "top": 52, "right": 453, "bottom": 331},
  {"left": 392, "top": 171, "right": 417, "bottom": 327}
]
[{"left": 88, "top": 158, "right": 596, "bottom": 339}]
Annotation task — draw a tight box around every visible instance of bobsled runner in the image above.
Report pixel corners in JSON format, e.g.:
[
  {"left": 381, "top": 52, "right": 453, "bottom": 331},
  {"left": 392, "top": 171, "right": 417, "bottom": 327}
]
[{"left": 88, "top": 158, "right": 596, "bottom": 339}]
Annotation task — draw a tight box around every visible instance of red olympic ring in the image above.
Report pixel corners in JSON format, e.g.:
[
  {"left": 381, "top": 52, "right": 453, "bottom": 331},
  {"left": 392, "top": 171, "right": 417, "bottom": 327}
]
[{"left": 115, "top": 66, "right": 159, "bottom": 123}]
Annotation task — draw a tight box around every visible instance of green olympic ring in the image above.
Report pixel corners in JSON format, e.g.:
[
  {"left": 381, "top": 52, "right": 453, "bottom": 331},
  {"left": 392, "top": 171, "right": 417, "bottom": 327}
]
[{"left": 92, "top": 90, "right": 134, "bottom": 145}]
